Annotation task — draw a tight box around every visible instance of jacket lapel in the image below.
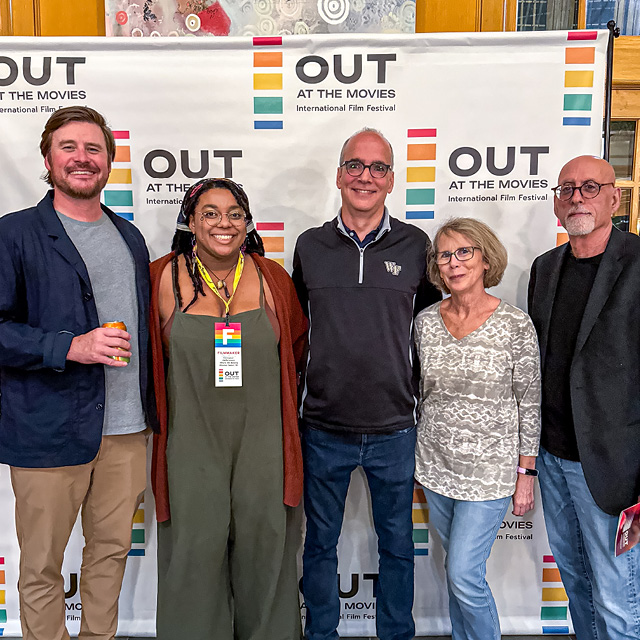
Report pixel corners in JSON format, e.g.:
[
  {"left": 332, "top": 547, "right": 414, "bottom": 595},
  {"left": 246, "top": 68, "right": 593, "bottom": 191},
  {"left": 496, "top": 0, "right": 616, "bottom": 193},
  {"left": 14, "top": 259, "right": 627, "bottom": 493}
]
[
  {"left": 574, "top": 227, "right": 624, "bottom": 357},
  {"left": 537, "top": 244, "right": 568, "bottom": 365},
  {"left": 38, "top": 192, "right": 92, "bottom": 288}
]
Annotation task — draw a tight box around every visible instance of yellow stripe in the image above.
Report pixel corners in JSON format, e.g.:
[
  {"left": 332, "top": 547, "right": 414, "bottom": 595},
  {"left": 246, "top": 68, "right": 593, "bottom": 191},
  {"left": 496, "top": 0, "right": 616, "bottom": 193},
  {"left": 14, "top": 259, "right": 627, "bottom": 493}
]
[
  {"left": 272, "top": 258, "right": 285, "bottom": 267},
  {"left": 0, "top": 590, "right": 5, "bottom": 604},
  {"left": 542, "top": 587, "right": 568, "bottom": 601},
  {"left": 564, "top": 70, "right": 594, "bottom": 87},
  {"left": 132, "top": 509, "right": 145, "bottom": 524},
  {"left": 412, "top": 507, "right": 429, "bottom": 523},
  {"left": 254, "top": 73, "right": 283, "bottom": 90},
  {"left": 407, "top": 167, "right": 435, "bottom": 182},
  {"left": 107, "top": 168, "right": 132, "bottom": 184}
]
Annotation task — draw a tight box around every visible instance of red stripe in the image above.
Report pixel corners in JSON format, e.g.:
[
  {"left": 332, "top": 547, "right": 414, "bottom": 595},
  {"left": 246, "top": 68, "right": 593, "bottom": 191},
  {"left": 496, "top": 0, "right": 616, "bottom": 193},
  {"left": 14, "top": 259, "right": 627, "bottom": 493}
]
[
  {"left": 253, "top": 36, "right": 282, "bottom": 46},
  {"left": 543, "top": 555, "right": 555, "bottom": 563},
  {"left": 256, "top": 222, "right": 285, "bottom": 231},
  {"left": 112, "top": 131, "right": 130, "bottom": 139},
  {"left": 408, "top": 128, "right": 436, "bottom": 138},
  {"left": 567, "top": 31, "right": 598, "bottom": 40},
  {"left": 0, "top": 557, "right": 4, "bottom": 563}
]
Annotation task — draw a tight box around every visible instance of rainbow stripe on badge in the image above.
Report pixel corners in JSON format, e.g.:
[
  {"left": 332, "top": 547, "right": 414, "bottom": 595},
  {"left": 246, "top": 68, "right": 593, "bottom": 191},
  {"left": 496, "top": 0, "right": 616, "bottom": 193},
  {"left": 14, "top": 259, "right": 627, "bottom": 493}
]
[{"left": 215, "top": 323, "right": 242, "bottom": 348}]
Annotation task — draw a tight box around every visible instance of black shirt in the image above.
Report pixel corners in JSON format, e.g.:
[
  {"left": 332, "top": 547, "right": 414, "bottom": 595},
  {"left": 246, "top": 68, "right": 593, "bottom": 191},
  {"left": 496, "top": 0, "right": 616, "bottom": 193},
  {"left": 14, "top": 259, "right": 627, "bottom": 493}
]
[{"left": 541, "top": 250, "right": 602, "bottom": 460}]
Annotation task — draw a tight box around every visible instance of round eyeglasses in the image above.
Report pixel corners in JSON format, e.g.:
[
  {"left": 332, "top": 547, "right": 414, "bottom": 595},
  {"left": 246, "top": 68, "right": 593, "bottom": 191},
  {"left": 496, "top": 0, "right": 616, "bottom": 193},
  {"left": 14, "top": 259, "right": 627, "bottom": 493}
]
[
  {"left": 340, "top": 160, "right": 391, "bottom": 179},
  {"left": 435, "top": 246, "right": 481, "bottom": 265},
  {"left": 199, "top": 211, "right": 247, "bottom": 227},
  {"left": 551, "top": 180, "right": 615, "bottom": 201}
]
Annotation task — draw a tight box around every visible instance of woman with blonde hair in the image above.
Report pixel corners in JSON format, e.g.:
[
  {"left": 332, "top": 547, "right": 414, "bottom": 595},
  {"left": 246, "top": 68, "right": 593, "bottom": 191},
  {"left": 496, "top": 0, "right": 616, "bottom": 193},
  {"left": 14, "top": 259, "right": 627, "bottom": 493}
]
[{"left": 414, "top": 217, "right": 541, "bottom": 640}]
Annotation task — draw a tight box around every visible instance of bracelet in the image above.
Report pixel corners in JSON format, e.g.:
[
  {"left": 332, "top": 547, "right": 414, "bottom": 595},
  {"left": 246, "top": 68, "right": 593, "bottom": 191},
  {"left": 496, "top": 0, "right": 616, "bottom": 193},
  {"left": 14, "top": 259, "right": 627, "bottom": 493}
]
[{"left": 517, "top": 465, "right": 539, "bottom": 477}]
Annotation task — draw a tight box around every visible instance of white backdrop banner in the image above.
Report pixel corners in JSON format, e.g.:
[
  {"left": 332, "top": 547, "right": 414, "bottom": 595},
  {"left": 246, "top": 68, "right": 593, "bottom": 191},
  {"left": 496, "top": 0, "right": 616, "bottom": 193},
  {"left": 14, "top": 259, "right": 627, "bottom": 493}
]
[{"left": 0, "top": 30, "right": 607, "bottom": 636}]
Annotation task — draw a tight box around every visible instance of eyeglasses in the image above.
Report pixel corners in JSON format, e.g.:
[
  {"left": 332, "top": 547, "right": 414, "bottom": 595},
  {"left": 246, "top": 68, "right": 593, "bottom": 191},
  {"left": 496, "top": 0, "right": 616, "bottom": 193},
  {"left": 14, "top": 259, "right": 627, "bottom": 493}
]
[
  {"left": 199, "top": 211, "right": 247, "bottom": 227},
  {"left": 551, "top": 180, "right": 615, "bottom": 201},
  {"left": 340, "top": 160, "right": 392, "bottom": 179},
  {"left": 435, "top": 246, "right": 481, "bottom": 265}
]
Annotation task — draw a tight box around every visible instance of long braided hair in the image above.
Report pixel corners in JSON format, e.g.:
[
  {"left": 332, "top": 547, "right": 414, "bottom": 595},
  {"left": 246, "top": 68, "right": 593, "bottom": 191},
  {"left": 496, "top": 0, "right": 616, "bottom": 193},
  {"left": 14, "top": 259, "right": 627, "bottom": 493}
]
[{"left": 171, "top": 178, "right": 265, "bottom": 312}]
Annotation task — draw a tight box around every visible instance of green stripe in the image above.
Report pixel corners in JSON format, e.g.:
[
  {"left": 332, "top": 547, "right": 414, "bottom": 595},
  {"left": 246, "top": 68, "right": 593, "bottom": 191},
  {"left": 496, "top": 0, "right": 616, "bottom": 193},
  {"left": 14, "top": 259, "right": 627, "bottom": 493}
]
[
  {"left": 254, "top": 97, "right": 283, "bottom": 114},
  {"left": 541, "top": 606, "right": 567, "bottom": 620},
  {"left": 104, "top": 190, "right": 133, "bottom": 207},
  {"left": 0, "top": 610, "right": 7, "bottom": 623},
  {"left": 564, "top": 94, "right": 592, "bottom": 111},
  {"left": 412, "top": 529, "right": 429, "bottom": 543},
  {"left": 406, "top": 189, "right": 435, "bottom": 206},
  {"left": 131, "top": 529, "right": 145, "bottom": 544}
]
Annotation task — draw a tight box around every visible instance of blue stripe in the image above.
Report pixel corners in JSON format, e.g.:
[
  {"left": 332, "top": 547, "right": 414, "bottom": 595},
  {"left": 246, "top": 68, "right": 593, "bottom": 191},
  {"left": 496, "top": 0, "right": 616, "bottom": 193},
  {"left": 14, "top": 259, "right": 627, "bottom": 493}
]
[
  {"left": 542, "top": 626, "right": 570, "bottom": 634},
  {"left": 127, "top": 549, "right": 145, "bottom": 556},
  {"left": 254, "top": 120, "right": 283, "bottom": 130},
  {"left": 406, "top": 210, "right": 435, "bottom": 220},
  {"left": 563, "top": 117, "right": 591, "bottom": 126},
  {"left": 115, "top": 211, "right": 134, "bottom": 221},
  {"left": 414, "top": 548, "right": 429, "bottom": 556}
]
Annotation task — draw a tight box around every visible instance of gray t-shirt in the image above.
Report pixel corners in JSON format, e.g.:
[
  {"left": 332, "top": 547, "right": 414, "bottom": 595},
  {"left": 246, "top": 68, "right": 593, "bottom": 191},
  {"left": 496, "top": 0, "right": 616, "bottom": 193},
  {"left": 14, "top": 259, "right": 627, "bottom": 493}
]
[{"left": 57, "top": 211, "right": 146, "bottom": 436}]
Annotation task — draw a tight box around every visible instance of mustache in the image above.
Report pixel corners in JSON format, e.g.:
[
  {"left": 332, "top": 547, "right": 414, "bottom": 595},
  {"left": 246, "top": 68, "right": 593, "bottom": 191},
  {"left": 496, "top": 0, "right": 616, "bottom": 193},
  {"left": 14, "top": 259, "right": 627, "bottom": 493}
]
[
  {"left": 66, "top": 162, "right": 97, "bottom": 172},
  {"left": 567, "top": 207, "right": 591, "bottom": 215}
]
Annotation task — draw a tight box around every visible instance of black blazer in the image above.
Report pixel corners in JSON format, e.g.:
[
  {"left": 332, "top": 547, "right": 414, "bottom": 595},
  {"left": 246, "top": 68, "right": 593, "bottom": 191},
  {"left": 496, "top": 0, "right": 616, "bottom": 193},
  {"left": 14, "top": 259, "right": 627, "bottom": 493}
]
[
  {"left": 0, "top": 191, "right": 157, "bottom": 468},
  {"left": 528, "top": 227, "right": 640, "bottom": 515}
]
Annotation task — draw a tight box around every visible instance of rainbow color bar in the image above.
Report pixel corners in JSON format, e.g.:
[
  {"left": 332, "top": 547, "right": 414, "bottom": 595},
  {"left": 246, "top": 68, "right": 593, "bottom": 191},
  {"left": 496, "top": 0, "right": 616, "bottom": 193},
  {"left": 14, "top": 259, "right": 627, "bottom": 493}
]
[
  {"left": 256, "top": 222, "right": 285, "bottom": 266},
  {"left": 406, "top": 128, "right": 437, "bottom": 222},
  {"left": 215, "top": 323, "right": 242, "bottom": 348},
  {"left": 253, "top": 38, "right": 283, "bottom": 130},
  {"left": 107, "top": 130, "right": 135, "bottom": 221},
  {"left": 541, "top": 554, "right": 570, "bottom": 634},
  {"left": 412, "top": 486, "right": 430, "bottom": 557},
  {"left": 0, "top": 557, "right": 5, "bottom": 630},
  {"left": 128, "top": 503, "right": 146, "bottom": 557}
]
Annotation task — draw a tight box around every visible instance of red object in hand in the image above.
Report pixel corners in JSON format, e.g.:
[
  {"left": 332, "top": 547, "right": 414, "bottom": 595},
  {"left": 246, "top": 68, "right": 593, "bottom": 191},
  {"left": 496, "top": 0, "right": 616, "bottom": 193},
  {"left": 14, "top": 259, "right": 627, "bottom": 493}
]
[{"left": 198, "top": 1, "right": 231, "bottom": 36}]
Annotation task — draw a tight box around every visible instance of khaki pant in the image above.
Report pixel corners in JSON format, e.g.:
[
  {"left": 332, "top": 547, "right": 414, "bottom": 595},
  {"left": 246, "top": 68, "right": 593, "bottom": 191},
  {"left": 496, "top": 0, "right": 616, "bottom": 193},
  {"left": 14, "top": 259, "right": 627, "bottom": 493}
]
[{"left": 10, "top": 432, "right": 147, "bottom": 640}]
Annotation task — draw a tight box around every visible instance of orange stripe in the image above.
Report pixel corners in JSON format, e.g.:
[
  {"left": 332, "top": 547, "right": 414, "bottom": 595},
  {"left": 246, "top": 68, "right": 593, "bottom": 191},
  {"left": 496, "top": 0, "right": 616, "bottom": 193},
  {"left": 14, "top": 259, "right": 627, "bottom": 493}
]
[
  {"left": 263, "top": 236, "right": 284, "bottom": 252},
  {"left": 407, "top": 144, "right": 436, "bottom": 161},
  {"left": 254, "top": 52, "right": 283, "bottom": 67},
  {"left": 556, "top": 232, "right": 569, "bottom": 246},
  {"left": 413, "top": 487, "right": 427, "bottom": 503},
  {"left": 114, "top": 146, "right": 131, "bottom": 163},
  {"left": 0, "top": 570, "right": 4, "bottom": 584},
  {"left": 565, "top": 47, "right": 595, "bottom": 64},
  {"left": 543, "top": 568, "right": 562, "bottom": 582}
]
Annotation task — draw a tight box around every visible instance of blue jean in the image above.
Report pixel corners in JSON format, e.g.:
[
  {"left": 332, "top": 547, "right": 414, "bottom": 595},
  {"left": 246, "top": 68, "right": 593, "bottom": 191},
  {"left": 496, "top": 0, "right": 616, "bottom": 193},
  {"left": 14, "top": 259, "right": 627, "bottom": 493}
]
[
  {"left": 301, "top": 425, "right": 416, "bottom": 640},
  {"left": 537, "top": 447, "right": 640, "bottom": 640},
  {"left": 423, "top": 488, "right": 510, "bottom": 640}
]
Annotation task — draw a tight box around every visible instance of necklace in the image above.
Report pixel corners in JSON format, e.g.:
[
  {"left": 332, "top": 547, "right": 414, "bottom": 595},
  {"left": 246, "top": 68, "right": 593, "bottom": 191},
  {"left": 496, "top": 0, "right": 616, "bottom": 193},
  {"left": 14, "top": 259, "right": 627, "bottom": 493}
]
[
  {"left": 195, "top": 253, "right": 245, "bottom": 325},
  {"left": 208, "top": 264, "right": 236, "bottom": 298}
]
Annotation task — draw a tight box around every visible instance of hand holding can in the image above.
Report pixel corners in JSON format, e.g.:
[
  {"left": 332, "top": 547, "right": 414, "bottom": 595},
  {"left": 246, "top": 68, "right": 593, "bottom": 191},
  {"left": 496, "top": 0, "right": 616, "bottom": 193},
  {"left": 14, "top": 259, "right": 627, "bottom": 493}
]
[{"left": 102, "top": 321, "right": 131, "bottom": 363}]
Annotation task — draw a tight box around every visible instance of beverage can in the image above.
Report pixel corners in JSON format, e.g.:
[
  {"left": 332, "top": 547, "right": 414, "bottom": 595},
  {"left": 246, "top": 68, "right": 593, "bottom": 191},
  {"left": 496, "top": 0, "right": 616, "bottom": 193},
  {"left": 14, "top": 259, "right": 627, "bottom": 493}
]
[{"left": 102, "top": 321, "right": 130, "bottom": 363}]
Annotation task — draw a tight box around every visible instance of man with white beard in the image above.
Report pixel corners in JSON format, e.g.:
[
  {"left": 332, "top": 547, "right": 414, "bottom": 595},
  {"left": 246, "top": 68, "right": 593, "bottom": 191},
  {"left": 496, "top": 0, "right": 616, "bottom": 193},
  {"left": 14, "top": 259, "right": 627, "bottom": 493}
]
[{"left": 528, "top": 155, "right": 640, "bottom": 640}]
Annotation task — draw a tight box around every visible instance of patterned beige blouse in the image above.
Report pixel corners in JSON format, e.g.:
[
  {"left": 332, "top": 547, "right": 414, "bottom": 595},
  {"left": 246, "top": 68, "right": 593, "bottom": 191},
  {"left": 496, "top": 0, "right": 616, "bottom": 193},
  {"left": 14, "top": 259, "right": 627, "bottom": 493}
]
[{"left": 414, "top": 300, "right": 541, "bottom": 501}]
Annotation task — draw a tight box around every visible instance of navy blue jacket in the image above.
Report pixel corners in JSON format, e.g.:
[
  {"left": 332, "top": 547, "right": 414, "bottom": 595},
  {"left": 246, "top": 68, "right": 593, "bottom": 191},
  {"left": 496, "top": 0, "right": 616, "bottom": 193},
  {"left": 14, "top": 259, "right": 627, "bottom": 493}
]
[{"left": 0, "top": 192, "right": 157, "bottom": 468}]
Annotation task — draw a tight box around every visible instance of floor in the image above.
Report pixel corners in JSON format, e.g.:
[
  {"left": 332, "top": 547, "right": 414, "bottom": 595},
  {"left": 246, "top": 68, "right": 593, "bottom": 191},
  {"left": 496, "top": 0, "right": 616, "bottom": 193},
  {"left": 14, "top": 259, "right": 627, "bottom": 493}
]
[{"left": 109, "top": 637, "right": 574, "bottom": 639}]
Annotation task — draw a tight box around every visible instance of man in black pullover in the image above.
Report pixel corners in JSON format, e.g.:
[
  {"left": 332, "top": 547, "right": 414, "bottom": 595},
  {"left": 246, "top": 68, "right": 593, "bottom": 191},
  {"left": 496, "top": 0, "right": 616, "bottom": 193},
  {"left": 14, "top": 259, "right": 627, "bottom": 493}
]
[{"left": 293, "top": 128, "right": 440, "bottom": 640}]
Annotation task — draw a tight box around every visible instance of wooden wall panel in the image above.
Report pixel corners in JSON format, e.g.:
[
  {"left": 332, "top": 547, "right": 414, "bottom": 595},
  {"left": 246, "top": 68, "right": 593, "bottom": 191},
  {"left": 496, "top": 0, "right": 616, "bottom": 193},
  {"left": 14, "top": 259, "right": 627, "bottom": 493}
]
[
  {"left": 613, "top": 37, "right": 640, "bottom": 90},
  {"left": 416, "top": 0, "right": 482, "bottom": 32},
  {"left": 37, "top": 0, "right": 105, "bottom": 36}
]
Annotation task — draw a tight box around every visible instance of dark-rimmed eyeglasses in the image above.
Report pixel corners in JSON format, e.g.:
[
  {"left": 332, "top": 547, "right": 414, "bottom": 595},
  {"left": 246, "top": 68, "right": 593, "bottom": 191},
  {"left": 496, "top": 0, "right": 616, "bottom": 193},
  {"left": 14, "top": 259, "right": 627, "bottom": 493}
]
[
  {"left": 199, "top": 211, "right": 247, "bottom": 227},
  {"left": 435, "top": 246, "right": 481, "bottom": 265},
  {"left": 340, "top": 160, "right": 391, "bottom": 179},
  {"left": 551, "top": 180, "right": 614, "bottom": 201}
]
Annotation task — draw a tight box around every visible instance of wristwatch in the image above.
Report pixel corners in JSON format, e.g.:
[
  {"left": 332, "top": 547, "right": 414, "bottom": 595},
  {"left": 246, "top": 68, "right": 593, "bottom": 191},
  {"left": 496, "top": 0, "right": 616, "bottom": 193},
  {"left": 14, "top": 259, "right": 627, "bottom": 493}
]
[{"left": 517, "top": 465, "right": 539, "bottom": 477}]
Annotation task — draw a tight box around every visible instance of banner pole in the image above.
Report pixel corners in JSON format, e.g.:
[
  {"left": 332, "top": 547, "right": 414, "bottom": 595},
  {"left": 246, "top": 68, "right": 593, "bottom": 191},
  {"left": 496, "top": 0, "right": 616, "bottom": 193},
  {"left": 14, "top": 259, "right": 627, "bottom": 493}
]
[{"left": 603, "top": 20, "right": 620, "bottom": 161}]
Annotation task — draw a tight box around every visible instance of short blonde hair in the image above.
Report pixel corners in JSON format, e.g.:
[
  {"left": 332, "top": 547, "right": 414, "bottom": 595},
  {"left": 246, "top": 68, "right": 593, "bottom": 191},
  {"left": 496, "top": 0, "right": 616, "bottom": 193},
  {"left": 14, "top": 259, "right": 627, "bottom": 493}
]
[{"left": 428, "top": 217, "right": 508, "bottom": 294}]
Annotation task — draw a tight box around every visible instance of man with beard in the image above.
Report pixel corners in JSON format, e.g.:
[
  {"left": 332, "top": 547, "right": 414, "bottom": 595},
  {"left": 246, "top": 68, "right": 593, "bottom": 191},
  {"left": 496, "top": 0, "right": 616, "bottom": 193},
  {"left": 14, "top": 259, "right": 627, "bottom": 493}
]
[
  {"left": 0, "top": 106, "right": 156, "bottom": 640},
  {"left": 528, "top": 155, "right": 640, "bottom": 639}
]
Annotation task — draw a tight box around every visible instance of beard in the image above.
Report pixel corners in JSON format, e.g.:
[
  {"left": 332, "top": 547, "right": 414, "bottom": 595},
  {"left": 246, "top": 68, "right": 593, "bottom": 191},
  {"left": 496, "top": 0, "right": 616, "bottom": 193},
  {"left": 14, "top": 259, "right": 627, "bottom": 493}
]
[
  {"left": 49, "top": 163, "right": 109, "bottom": 200},
  {"left": 563, "top": 210, "right": 595, "bottom": 236}
]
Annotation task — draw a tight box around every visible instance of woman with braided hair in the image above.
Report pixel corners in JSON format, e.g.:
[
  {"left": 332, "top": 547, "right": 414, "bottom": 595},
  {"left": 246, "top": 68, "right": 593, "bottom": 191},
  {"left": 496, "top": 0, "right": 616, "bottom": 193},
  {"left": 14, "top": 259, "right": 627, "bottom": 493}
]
[{"left": 149, "top": 178, "right": 306, "bottom": 640}]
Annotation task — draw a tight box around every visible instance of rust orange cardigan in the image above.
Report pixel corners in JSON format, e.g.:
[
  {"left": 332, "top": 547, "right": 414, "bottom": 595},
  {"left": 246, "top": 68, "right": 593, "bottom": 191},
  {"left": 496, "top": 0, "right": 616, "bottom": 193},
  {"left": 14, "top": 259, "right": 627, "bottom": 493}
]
[{"left": 149, "top": 252, "right": 307, "bottom": 522}]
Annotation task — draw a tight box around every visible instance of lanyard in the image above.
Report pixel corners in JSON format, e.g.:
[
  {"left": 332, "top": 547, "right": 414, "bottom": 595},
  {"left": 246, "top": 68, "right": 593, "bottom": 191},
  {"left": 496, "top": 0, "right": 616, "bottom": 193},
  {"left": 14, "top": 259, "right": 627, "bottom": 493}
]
[{"left": 195, "top": 252, "right": 244, "bottom": 325}]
